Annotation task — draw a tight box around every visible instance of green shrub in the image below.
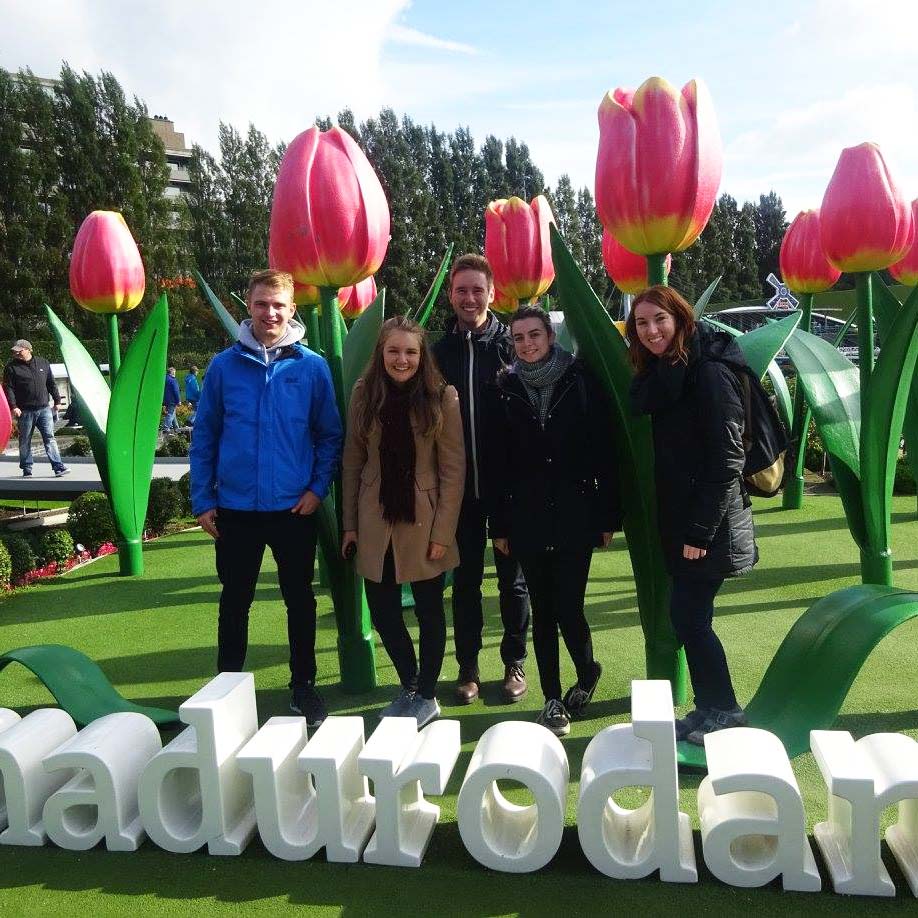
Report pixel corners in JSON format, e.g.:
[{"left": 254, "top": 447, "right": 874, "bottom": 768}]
[
  {"left": 175, "top": 403, "right": 194, "bottom": 426},
  {"left": 145, "top": 478, "right": 182, "bottom": 534},
  {"left": 0, "top": 541, "right": 11, "bottom": 589},
  {"left": 156, "top": 433, "right": 190, "bottom": 457},
  {"left": 177, "top": 471, "right": 192, "bottom": 516},
  {"left": 894, "top": 458, "right": 917, "bottom": 495},
  {"left": 63, "top": 435, "right": 92, "bottom": 457},
  {"left": 2, "top": 533, "right": 36, "bottom": 581},
  {"left": 34, "top": 528, "right": 75, "bottom": 566},
  {"left": 68, "top": 491, "right": 116, "bottom": 551},
  {"left": 804, "top": 420, "right": 827, "bottom": 475}
]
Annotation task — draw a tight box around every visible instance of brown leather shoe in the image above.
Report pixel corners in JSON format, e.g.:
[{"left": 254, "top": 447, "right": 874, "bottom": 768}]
[
  {"left": 455, "top": 667, "right": 480, "bottom": 705},
  {"left": 502, "top": 663, "right": 527, "bottom": 703}
]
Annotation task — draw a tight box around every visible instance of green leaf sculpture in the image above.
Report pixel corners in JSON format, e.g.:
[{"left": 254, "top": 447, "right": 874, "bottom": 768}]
[
  {"left": 414, "top": 244, "right": 454, "bottom": 328},
  {"left": 692, "top": 275, "right": 722, "bottom": 320},
  {"left": 678, "top": 584, "right": 918, "bottom": 769},
  {"left": 192, "top": 270, "right": 240, "bottom": 339},
  {"left": 342, "top": 290, "right": 385, "bottom": 409},
  {"left": 549, "top": 224, "right": 686, "bottom": 699}
]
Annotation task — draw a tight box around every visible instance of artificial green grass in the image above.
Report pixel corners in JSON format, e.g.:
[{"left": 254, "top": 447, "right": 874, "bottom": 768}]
[{"left": 1, "top": 492, "right": 918, "bottom": 915}]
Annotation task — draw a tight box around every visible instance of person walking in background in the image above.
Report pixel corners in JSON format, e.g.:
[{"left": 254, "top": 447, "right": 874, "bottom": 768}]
[
  {"left": 3, "top": 339, "right": 69, "bottom": 478},
  {"left": 342, "top": 316, "right": 465, "bottom": 728},
  {"left": 432, "top": 253, "right": 530, "bottom": 706},
  {"left": 190, "top": 269, "right": 342, "bottom": 726},
  {"left": 162, "top": 366, "right": 181, "bottom": 431},
  {"left": 184, "top": 365, "right": 201, "bottom": 424},
  {"left": 628, "top": 285, "right": 754, "bottom": 746},
  {"left": 485, "top": 306, "right": 621, "bottom": 737}
]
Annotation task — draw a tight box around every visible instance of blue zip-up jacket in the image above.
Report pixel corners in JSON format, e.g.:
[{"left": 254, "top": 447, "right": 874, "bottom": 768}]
[
  {"left": 190, "top": 342, "right": 342, "bottom": 515},
  {"left": 163, "top": 374, "right": 181, "bottom": 408},
  {"left": 184, "top": 372, "right": 201, "bottom": 404}
]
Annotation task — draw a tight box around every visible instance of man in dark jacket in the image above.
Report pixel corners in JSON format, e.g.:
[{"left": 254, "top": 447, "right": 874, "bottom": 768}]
[
  {"left": 431, "top": 254, "right": 530, "bottom": 704},
  {"left": 3, "top": 340, "right": 69, "bottom": 478},
  {"left": 162, "top": 367, "right": 181, "bottom": 431},
  {"left": 190, "top": 269, "right": 342, "bottom": 727}
]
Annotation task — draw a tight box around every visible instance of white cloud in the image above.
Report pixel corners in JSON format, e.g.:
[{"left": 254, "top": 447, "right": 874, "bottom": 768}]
[{"left": 387, "top": 24, "right": 478, "bottom": 55}]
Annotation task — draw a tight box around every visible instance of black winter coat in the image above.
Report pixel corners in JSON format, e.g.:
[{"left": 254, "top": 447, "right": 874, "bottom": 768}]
[
  {"left": 483, "top": 356, "right": 623, "bottom": 558},
  {"left": 630, "top": 325, "right": 757, "bottom": 580},
  {"left": 432, "top": 313, "right": 514, "bottom": 502}
]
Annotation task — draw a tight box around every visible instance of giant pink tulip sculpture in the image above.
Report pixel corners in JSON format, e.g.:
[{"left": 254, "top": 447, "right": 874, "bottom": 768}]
[
  {"left": 890, "top": 200, "right": 918, "bottom": 288},
  {"left": 49, "top": 210, "right": 168, "bottom": 576},
  {"left": 269, "top": 125, "right": 391, "bottom": 691},
  {"left": 601, "top": 229, "right": 670, "bottom": 295},
  {"left": 596, "top": 76, "right": 722, "bottom": 284},
  {"left": 338, "top": 275, "right": 378, "bottom": 321},
  {"left": 484, "top": 195, "right": 555, "bottom": 307},
  {"left": 779, "top": 210, "right": 841, "bottom": 510}
]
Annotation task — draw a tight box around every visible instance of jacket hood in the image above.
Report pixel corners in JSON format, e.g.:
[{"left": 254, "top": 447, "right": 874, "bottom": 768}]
[
  {"left": 237, "top": 318, "right": 305, "bottom": 363},
  {"left": 693, "top": 321, "right": 748, "bottom": 368}
]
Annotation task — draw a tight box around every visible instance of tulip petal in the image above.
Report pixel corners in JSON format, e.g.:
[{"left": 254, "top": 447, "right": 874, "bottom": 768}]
[
  {"left": 484, "top": 195, "right": 555, "bottom": 301},
  {"left": 890, "top": 200, "right": 918, "bottom": 287},
  {"left": 780, "top": 210, "right": 841, "bottom": 294}
]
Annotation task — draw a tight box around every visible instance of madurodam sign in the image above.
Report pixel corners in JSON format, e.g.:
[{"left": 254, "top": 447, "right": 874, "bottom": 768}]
[{"left": 0, "top": 673, "right": 915, "bottom": 899}]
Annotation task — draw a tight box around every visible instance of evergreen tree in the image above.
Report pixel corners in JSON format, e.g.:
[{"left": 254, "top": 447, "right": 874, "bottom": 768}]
[
  {"left": 753, "top": 190, "right": 786, "bottom": 295},
  {"left": 735, "top": 202, "right": 761, "bottom": 299},
  {"left": 504, "top": 138, "right": 545, "bottom": 200}
]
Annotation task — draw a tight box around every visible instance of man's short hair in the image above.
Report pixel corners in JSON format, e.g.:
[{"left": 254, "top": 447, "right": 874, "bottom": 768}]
[
  {"left": 449, "top": 254, "right": 493, "bottom": 289},
  {"left": 246, "top": 269, "right": 295, "bottom": 302}
]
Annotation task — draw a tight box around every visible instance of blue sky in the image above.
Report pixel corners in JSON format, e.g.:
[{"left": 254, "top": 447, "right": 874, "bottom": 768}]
[{"left": 2, "top": 0, "right": 916, "bottom": 220}]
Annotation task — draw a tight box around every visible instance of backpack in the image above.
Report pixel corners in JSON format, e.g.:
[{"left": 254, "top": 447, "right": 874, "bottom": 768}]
[{"left": 700, "top": 358, "right": 789, "bottom": 498}]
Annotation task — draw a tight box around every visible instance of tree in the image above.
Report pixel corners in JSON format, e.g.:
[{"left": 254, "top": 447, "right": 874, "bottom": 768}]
[
  {"left": 735, "top": 202, "right": 761, "bottom": 300},
  {"left": 753, "top": 191, "right": 786, "bottom": 295}
]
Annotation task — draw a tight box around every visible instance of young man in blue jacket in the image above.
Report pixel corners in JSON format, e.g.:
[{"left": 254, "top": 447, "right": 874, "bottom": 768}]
[{"left": 190, "top": 269, "right": 342, "bottom": 726}]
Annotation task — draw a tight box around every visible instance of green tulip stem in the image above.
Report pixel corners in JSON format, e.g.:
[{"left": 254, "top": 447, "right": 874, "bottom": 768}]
[
  {"left": 318, "top": 283, "right": 376, "bottom": 693},
  {"left": 105, "top": 313, "right": 121, "bottom": 385},
  {"left": 855, "top": 272, "right": 875, "bottom": 402},
  {"left": 646, "top": 253, "right": 669, "bottom": 286},
  {"left": 783, "top": 292, "right": 814, "bottom": 510},
  {"left": 304, "top": 305, "right": 322, "bottom": 354}
]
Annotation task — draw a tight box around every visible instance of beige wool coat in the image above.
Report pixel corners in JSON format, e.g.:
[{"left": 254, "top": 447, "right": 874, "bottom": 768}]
[{"left": 342, "top": 381, "right": 465, "bottom": 584}]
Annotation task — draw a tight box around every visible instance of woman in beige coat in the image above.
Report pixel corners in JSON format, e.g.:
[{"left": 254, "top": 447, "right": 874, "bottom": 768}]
[{"left": 342, "top": 316, "right": 465, "bottom": 727}]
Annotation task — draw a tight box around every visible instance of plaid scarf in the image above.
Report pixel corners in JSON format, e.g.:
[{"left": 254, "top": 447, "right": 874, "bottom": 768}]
[{"left": 515, "top": 346, "right": 574, "bottom": 426}]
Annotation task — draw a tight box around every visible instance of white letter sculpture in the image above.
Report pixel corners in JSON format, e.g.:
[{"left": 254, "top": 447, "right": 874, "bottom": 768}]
[
  {"left": 359, "top": 717, "right": 460, "bottom": 867},
  {"left": 0, "top": 708, "right": 76, "bottom": 846},
  {"left": 42, "top": 712, "right": 162, "bottom": 851},
  {"left": 698, "top": 727, "right": 820, "bottom": 891},
  {"left": 138, "top": 672, "right": 257, "bottom": 854},
  {"left": 457, "top": 721, "right": 567, "bottom": 872},
  {"left": 578, "top": 680, "right": 696, "bottom": 882},
  {"left": 236, "top": 715, "right": 374, "bottom": 862},
  {"left": 812, "top": 730, "right": 918, "bottom": 896}
]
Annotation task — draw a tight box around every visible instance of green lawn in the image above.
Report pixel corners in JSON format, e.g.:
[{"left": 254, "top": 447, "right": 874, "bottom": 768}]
[{"left": 1, "top": 491, "right": 918, "bottom": 915}]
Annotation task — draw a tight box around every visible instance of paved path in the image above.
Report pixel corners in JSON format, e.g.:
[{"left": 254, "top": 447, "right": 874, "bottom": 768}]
[{"left": 0, "top": 455, "right": 188, "bottom": 499}]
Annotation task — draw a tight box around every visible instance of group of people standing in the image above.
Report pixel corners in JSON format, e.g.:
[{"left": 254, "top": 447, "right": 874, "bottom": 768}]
[{"left": 190, "top": 254, "right": 756, "bottom": 745}]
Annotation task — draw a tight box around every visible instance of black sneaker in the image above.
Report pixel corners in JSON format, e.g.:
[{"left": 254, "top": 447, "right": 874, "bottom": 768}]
[
  {"left": 537, "top": 699, "right": 571, "bottom": 737},
  {"left": 22, "top": 469, "right": 32, "bottom": 478},
  {"left": 290, "top": 683, "right": 327, "bottom": 728},
  {"left": 685, "top": 705, "right": 748, "bottom": 746},
  {"left": 562, "top": 661, "right": 602, "bottom": 717},
  {"left": 54, "top": 467, "right": 71, "bottom": 477},
  {"left": 675, "top": 708, "right": 710, "bottom": 741}
]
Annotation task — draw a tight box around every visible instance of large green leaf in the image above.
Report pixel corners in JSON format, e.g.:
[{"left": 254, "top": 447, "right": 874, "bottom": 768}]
[
  {"left": 106, "top": 294, "right": 169, "bottom": 542},
  {"left": 701, "top": 316, "right": 794, "bottom": 428},
  {"left": 192, "top": 270, "right": 240, "bottom": 339},
  {"left": 692, "top": 275, "right": 722, "bottom": 320},
  {"left": 678, "top": 585, "right": 918, "bottom": 768},
  {"left": 555, "top": 317, "right": 575, "bottom": 355},
  {"left": 45, "top": 304, "right": 111, "bottom": 493},
  {"left": 871, "top": 271, "right": 902, "bottom": 347},
  {"left": 783, "top": 328, "right": 865, "bottom": 547},
  {"left": 861, "top": 284, "right": 918, "bottom": 552},
  {"left": 342, "top": 289, "right": 385, "bottom": 409},
  {"left": 550, "top": 225, "right": 685, "bottom": 692},
  {"left": 732, "top": 312, "right": 801, "bottom": 380},
  {"left": 414, "top": 244, "right": 454, "bottom": 328}
]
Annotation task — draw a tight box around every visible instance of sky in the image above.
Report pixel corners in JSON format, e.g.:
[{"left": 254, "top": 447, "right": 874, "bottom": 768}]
[{"left": 2, "top": 0, "right": 916, "bottom": 220}]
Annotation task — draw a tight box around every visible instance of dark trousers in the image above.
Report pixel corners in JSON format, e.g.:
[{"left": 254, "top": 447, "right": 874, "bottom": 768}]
[
  {"left": 364, "top": 547, "right": 446, "bottom": 699},
  {"left": 452, "top": 496, "right": 530, "bottom": 670},
  {"left": 215, "top": 508, "right": 318, "bottom": 686},
  {"left": 519, "top": 547, "right": 595, "bottom": 703},
  {"left": 669, "top": 576, "right": 737, "bottom": 710}
]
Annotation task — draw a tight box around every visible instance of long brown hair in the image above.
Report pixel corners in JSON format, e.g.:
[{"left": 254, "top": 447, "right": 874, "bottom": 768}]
[
  {"left": 626, "top": 285, "right": 696, "bottom": 374},
  {"left": 356, "top": 315, "right": 446, "bottom": 439}
]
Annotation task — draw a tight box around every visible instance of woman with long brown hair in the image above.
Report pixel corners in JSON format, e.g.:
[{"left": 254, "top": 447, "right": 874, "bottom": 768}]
[
  {"left": 627, "top": 285, "right": 755, "bottom": 745},
  {"left": 342, "top": 316, "right": 465, "bottom": 727}
]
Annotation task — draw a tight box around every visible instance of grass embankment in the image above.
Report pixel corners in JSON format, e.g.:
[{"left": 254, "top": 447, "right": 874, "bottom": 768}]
[{"left": 0, "top": 491, "right": 917, "bottom": 916}]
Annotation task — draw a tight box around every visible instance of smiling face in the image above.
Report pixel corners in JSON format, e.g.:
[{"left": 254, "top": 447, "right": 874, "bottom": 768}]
[
  {"left": 247, "top": 282, "right": 296, "bottom": 346},
  {"left": 633, "top": 300, "right": 677, "bottom": 357},
  {"left": 449, "top": 268, "right": 494, "bottom": 331},
  {"left": 511, "top": 316, "right": 554, "bottom": 363},
  {"left": 383, "top": 329, "right": 422, "bottom": 384}
]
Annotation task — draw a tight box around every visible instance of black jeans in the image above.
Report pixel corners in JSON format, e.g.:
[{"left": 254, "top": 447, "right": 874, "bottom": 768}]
[
  {"left": 669, "top": 576, "right": 737, "bottom": 710},
  {"left": 519, "top": 547, "right": 595, "bottom": 703},
  {"left": 215, "top": 508, "right": 318, "bottom": 687},
  {"left": 452, "top": 496, "right": 530, "bottom": 670},
  {"left": 364, "top": 547, "right": 446, "bottom": 699}
]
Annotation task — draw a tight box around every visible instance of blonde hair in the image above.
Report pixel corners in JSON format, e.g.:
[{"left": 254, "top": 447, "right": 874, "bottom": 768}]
[{"left": 246, "top": 269, "right": 294, "bottom": 302}]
